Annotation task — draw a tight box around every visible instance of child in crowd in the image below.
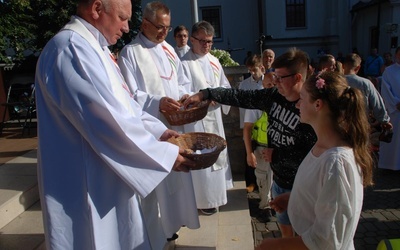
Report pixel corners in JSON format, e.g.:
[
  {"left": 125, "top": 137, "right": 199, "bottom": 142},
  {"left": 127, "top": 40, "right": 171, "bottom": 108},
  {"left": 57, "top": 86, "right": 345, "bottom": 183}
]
[
  {"left": 239, "top": 54, "right": 265, "bottom": 193},
  {"left": 243, "top": 73, "right": 274, "bottom": 219},
  {"left": 256, "top": 71, "right": 374, "bottom": 249}
]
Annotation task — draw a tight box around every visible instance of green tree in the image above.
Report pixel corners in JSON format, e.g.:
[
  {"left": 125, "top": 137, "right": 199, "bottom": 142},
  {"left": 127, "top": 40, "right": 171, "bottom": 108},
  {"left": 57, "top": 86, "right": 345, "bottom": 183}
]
[
  {"left": 0, "top": 0, "right": 39, "bottom": 63},
  {"left": 0, "top": 0, "right": 142, "bottom": 67}
]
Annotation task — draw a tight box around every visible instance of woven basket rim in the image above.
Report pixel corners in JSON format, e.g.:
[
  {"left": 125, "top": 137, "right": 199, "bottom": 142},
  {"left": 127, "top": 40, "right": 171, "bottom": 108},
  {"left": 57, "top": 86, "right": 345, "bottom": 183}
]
[
  {"left": 167, "top": 132, "right": 226, "bottom": 170},
  {"left": 161, "top": 101, "right": 209, "bottom": 126},
  {"left": 162, "top": 100, "right": 208, "bottom": 115}
]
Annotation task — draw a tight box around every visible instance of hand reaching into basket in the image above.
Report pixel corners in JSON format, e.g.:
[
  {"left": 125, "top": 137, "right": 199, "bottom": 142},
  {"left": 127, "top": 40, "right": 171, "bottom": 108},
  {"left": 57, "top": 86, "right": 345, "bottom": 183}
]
[
  {"left": 178, "top": 94, "right": 189, "bottom": 103},
  {"left": 160, "top": 96, "right": 182, "bottom": 112},
  {"left": 182, "top": 91, "right": 204, "bottom": 109}
]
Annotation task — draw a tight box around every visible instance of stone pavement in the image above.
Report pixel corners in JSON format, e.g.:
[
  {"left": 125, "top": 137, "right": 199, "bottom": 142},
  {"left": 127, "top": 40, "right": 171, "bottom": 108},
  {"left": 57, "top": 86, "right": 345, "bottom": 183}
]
[{"left": 248, "top": 167, "right": 400, "bottom": 249}]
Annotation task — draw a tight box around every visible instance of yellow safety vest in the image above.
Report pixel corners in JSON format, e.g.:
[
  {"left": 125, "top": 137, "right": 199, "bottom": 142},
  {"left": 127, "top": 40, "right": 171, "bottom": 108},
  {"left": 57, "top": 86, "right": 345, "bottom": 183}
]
[{"left": 251, "top": 111, "right": 268, "bottom": 146}]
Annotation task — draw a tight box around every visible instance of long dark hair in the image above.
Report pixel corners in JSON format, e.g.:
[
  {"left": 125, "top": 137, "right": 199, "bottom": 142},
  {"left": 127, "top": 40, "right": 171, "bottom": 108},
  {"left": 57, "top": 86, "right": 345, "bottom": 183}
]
[{"left": 305, "top": 71, "right": 374, "bottom": 186}]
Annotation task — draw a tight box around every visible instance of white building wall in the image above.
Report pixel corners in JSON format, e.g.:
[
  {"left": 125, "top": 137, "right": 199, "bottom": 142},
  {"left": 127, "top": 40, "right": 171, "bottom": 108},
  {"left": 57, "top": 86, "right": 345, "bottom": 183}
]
[
  {"left": 263, "top": 0, "right": 351, "bottom": 62},
  {"left": 139, "top": 0, "right": 396, "bottom": 64},
  {"left": 141, "top": 0, "right": 261, "bottom": 64},
  {"left": 351, "top": 0, "right": 398, "bottom": 59}
]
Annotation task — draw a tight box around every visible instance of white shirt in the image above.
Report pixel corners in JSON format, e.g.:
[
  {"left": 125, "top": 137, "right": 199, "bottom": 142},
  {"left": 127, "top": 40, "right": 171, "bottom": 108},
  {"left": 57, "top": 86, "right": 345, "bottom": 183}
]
[
  {"left": 244, "top": 109, "right": 262, "bottom": 124},
  {"left": 238, "top": 76, "right": 264, "bottom": 128},
  {"left": 175, "top": 44, "right": 190, "bottom": 58},
  {"left": 288, "top": 147, "right": 363, "bottom": 250}
]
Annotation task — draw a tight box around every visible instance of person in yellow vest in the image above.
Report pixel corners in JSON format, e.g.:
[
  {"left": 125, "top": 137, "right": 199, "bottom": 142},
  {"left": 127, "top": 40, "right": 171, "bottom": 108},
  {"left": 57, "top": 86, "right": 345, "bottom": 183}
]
[
  {"left": 243, "top": 72, "right": 275, "bottom": 222},
  {"left": 239, "top": 54, "right": 265, "bottom": 193}
]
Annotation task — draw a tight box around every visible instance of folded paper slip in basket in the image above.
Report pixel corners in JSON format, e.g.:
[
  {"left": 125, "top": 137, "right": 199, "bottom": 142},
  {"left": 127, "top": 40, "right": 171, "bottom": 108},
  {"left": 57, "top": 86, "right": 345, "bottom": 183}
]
[
  {"left": 162, "top": 101, "right": 209, "bottom": 126},
  {"left": 167, "top": 132, "right": 227, "bottom": 170}
]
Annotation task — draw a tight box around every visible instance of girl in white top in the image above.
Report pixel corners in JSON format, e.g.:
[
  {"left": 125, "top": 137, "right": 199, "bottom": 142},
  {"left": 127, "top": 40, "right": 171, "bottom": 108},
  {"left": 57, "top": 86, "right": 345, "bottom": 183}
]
[{"left": 256, "top": 71, "right": 374, "bottom": 250}]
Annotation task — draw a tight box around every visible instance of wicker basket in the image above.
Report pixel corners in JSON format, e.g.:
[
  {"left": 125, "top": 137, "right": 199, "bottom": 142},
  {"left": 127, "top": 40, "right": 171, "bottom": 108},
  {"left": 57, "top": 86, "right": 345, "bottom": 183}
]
[
  {"left": 167, "top": 132, "right": 227, "bottom": 170},
  {"left": 162, "top": 101, "right": 209, "bottom": 126}
]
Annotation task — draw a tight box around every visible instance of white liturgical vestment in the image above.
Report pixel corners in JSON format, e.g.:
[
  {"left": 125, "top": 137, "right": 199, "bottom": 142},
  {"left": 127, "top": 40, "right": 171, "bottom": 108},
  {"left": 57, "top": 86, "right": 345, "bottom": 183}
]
[
  {"left": 379, "top": 63, "right": 400, "bottom": 171},
  {"left": 181, "top": 50, "right": 233, "bottom": 209},
  {"left": 35, "top": 16, "right": 179, "bottom": 250},
  {"left": 118, "top": 32, "right": 200, "bottom": 249}
]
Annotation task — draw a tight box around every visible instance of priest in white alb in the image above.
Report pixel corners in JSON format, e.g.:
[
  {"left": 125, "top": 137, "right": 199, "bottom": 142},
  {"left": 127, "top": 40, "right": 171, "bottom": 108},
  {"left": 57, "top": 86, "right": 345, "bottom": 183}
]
[
  {"left": 181, "top": 20, "right": 234, "bottom": 215},
  {"left": 34, "top": 0, "right": 193, "bottom": 249},
  {"left": 117, "top": 1, "right": 199, "bottom": 247}
]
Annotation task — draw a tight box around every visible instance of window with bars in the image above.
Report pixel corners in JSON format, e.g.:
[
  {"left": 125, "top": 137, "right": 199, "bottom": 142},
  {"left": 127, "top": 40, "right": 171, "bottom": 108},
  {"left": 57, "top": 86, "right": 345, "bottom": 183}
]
[
  {"left": 201, "top": 6, "right": 222, "bottom": 39},
  {"left": 286, "top": 0, "right": 306, "bottom": 28}
]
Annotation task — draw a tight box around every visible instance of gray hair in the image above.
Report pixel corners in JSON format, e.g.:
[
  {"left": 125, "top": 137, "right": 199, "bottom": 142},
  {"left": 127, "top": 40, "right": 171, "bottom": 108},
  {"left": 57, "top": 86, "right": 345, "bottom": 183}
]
[
  {"left": 143, "top": 1, "right": 170, "bottom": 21},
  {"left": 191, "top": 21, "right": 214, "bottom": 37}
]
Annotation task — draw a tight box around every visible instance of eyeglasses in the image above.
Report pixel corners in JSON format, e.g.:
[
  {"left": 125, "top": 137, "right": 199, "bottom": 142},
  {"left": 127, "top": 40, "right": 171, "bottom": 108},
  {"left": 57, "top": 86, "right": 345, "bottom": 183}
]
[
  {"left": 191, "top": 36, "right": 213, "bottom": 45},
  {"left": 272, "top": 73, "right": 297, "bottom": 82},
  {"left": 144, "top": 18, "right": 172, "bottom": 32},
  {"left": 175, "top": 34, "right": 188, "bottom": 38}
]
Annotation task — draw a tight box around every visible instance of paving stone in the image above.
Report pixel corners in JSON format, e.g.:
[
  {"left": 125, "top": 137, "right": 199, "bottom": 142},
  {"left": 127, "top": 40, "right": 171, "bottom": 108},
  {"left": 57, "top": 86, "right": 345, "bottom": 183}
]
[
  {"left": 363, "top": 222, "right": 379, "bottom": 231},
  {"left": 375, "top": 221, "right": 390, "bottom": 230},
  {"left": 261, "top": 231, "right": 275, "bottom": 238},
  {"left": 382, "top": 211, "right": 399, "bottom": 220},
  {"left": 361, "top": 211, "right": 375, "bottom": 219},
  {"left": 265, "top": 222, "right": 279, "bottom": 231},
  {"left": 365, "top": 231, "right": 378, "bottom": 237},
  {"left": 374, "top": 209, "right": 388, "bottom": 213},
  {"left": 365, "top": 244, "right": 380, "bottom": 250},
  {"left": 356, "top": 223, "right": 367, "bottom": 233},
  {"left": 255, "top": 222, "right": 267, "bottom": 231},
  {"left": 376, "top": 230, "right": 390, "bottom": 236},
  {"left": 253, "top": 231, "right": 263, "bottom": 242},
  {"left": 353, "top": 239, "right": 365, "bottom": 247},
  {"left": 373, "top": 212, "right": 388, "bottom": 221},
  {"left": 387, "top": 229, "right": 400, "bottom": 238},
  {"left": 364, "top": 237, "right": 380, "bottom": 245},
  {"left": 272, "top": 230, "right": 282, "bottom": 238},
  {"left": 354, "top": 232, "right": 365, "bottom": 238},
  {"left": 385, "top": 221, "right": 400, "bottom": 230}
]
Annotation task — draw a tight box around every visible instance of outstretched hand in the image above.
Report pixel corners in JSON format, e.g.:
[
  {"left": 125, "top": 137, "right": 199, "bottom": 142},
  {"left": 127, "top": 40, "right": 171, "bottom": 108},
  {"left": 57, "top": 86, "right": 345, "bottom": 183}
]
[
  {"left": 183, "top": 92, "right": 204, "bottom": 109},
  {"left": 160, "top": 97, "right": 182, "bottom": 112},
  {"left": 178, "top": 94, "right": 190, "bottom": 103}
]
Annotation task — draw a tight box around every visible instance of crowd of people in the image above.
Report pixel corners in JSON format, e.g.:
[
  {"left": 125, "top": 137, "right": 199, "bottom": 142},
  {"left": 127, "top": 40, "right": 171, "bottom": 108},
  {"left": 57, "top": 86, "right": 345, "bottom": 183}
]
[{"left": 33, "top": 0, "right": 400, "bottom": 249}]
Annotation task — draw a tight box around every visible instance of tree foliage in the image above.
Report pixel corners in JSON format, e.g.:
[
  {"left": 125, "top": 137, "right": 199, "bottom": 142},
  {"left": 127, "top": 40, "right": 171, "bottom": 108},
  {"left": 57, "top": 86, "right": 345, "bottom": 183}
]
[
  {"left": 0, "top": 0, "right": 40, "bottom": 63},
  {"left": 0, "top": 0, "right": 142, "bottom": 67}
]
